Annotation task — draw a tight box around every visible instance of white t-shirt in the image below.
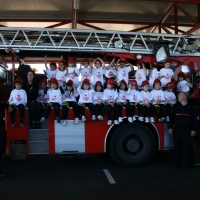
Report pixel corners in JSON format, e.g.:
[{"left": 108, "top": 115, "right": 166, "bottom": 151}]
[
  {"left": 62, "top": 90, "right": 78, "bottom": 102},
  {"left": 45, "top": 68, "right": 59, "bottom": 80},
  {"left": 36, "top": 89, "right": 48, "bottom": 103},
  {"left": 159, "top": 68, "right": 174, "bottom": 87},
  {"left": 135, "top": 69, "right": 146, "bottom": 87},
  {"left": 104, "top": 67, "right": 117, "bottom": 79},
  {"left": 164, "top": 91, "right": 176, "bottom": 104},
  {"left": 92, "top": 68, "right": 104, "bottom": 85},
  {"left": 117, "top": 90, "right": 128, "bottom": 103},
  {"left": 177, "top": 80, "right": 190, "bottom": 92},
  {"left": 150, "top": 89, "right": 165, "bottom": 104},
  {"left": 8, "top": 89, "right": 27, "bottom": 106},
  {"left": 56, "top": 70, "right": 67, "bottom": 88},
  {"left": 93, "top": 91, "right": 104, "bottom": 104},
  {"left": 102, "top": 88, "right": 118, "bottom": 103},
  {"left": 139, "top": 90, "right": 152, "bottom": 104},
  {"left": 47, "top": 88, "right": 63, "bottom": 105},
  {"left": 117, "top": 66, "right": 131, "bottom": 84},
  {"left": 80, "top": 67, "right": 92, "bottom": 82},
  {"left": 149, "top": 68, "right": 158, "bottom": 88},
  {"left": 127, "top": 89, "right": 141, "bottom": 103},
  {"left": 66, "top": 67, "right": 80, "bottom": 88},
  {"left": 77, "top": 87, "right": 94, "bottom": 104}
]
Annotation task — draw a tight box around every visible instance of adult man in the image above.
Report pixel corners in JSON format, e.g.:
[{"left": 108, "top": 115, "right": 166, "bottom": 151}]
[{"left": 168, "top": 92, "right": 199, "bottom": 170}]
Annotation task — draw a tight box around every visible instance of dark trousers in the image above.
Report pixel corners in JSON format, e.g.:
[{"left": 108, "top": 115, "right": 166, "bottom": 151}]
[
  {"left": 43, "top": 102, "right": 60, "bottom": 119},
  {"left": 173, "top": 129, "right": 194, "bottom": 168},
  {"left": 153, "top": 104, "right": 166, "bottom": 119},
  {"left": 79, "top": 103, "right": 95, "bottom": 116},
  {"left": 140, "top": 104, "right": 154, "bottom": 117},
  {"left": 10, "top": 104, "right": 25, "bottom": 119},
  {"left": 105, "top": 103, "right": 118, "bottom": 120},
  {"left": 166, "top": 103, "right": 172, "bottom": 116},
  {"left": 0, "top": 127, "right": 5, "bottom": 172},
  {"left": 94, "top": 103, "right": 104, "bottom": 116},
  {"left": 27, "top": 101, "right": 41, "bottom": 123},
  {"left": 62, "top": 101, "right": 79, "bottom": 119},
  {"left": 126, "top": 102, "right": 141, "bottom": 117}
]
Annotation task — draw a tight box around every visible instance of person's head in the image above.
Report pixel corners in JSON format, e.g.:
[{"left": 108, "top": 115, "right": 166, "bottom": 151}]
[
  {"left": 49, "top": 78, "right": 58, "bottom": 89},
  {"left": 166, "top": 82, "right": 174, "bottom": 92},
  {"left": 15, "top": 77, "right": 23, "bottom": 89},
  {"left": 94, "top": 59, "right": 102, "bottom": 68},
  {"left": 81, "top": 57, "right": 90, "bottom": 67},
  {"left": 95, "top": 81, "right": 103, "bottom": 92},
  {"left": 27, "top": 70, "right": 35, "bottom": 82},
  {"left": 39, "top": 79, "right": 47, "bottom": 90},
  {"left": 177, "top": 71, "right": 186, "bottom": 81},
  {"left": 164, "top": 59, "right": 171, "bottom": 69},
  {"left": 82, "top": 78, "right": 90, "bottom": 90},
  {"left": 142, "top": 80, "right": 149, "bottom": 92},
  {"left": 107, "top": 78, "right": 115, "bottom": 90},
  {"left": 49, "top": 62, "right": 57, "bottom": 71},
  {"left": 119, "top": 79, "right": 127, "bottom": 91},
  {"left": 153, "top": 79, "right": 161, "bottom": 90},
  {"left": 129, "top": 80, "right": 137, "bottom": 90},
  {"left": 178, "top": 92, "right": 188, "bottom": 103},
  {"left": 66, "top": 80, "right": 74, "bottom": 91},
  {"left": 58, "top": 60, "right": 66, "bottom": 71},
  {"left": 136, "top": 62, "right": 143, "bottom": 69},
  {"left": 68, "top": 57, "right": 76, "bottom": 68}
]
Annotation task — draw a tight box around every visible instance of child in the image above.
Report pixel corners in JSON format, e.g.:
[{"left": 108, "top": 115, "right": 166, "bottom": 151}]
[
  {"left": 159, "top": 59, "right": 174, "bottom": 88},
  {"left": 93, "top": 81, "right": 104, "bottom": 120},
  {"left": 65, "top": 57, "right": 80, "bottom": 88},
  {"left": 151, "top": 79, "right": 166, "bottom": 122},
  {"left": 102, "top": 78, "right": 118, "bottom": 125},
  {"left": 116, "top": 79, "right": 129, "bottom": 123},
  {"left": 62, "top": 80, "right": 79, "bottom": 125},
  {"left": 8, "top": 77, "right": 27, "bottom": 126},
  {"left": 44, "top": 55, "right": 59, "bottom": 81},
  {"left": 77, "top": 78, "right": 96, "bottom": 122},
  {"left": 79, "top": 57, "right": 92, "bottom": 83},
  {"left": 176, "top": 71, "right": 192, "bottom": 93},
  {"left": 135, "top": 61, "right": 147, "bottom": 88},
  {"left": 127, "top": 80, "right": 141, "bottom": 122},
  {"left": 56, "top": 59, "right": 67, "bottom": 89},
  {"left": 164, "top": 82, "right": 177, "bottom": 122},
  {"left": 148, "top": 63, "right": 158, "bottom": 90},
  {"left": 40, "top": 78, "right": 64, "bottom": 123},
  {"left": 139, "top": 80, "right": 154, "bottom": 123},
  {"left": 91, "top": 57, "right": 105, "bottom": 86}
]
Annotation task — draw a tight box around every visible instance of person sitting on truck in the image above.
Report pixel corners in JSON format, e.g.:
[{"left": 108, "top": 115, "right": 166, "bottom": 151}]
[
  {"left": 56, "top": 59, "right": 67, "bottom": 89},
  {"left": 102, "top": 78, "right": 118, "bottom": 125},
  {"left": 8, "top": 77, "right": 27, "bottom": 126},
  {"left": 65, "top": 57, "right": 80, "bottom": 88},
  {"left": 139, "top": 80, "right": 154, "bottom": 123},
  {"left": 77, "top": 78, "right": 96, "bottom": 122},
  {"left": 151, "top": 79, "right": 166, "bottom": 122},
  {"left": 176, "top": 71, "right": 192, "bottom": 93},
  {"left": 126, "top": 79, "right": 141, "bottom": 123},
  {"left": 40, "top": 78, "right": 64, "bottom": 123},
  {"left": 44, "top": 55, "right": 59, "bottom": 81},
  {"left": 115, "top": 79, "right": 129, "bottom": 123},
  {"left": 164, "top": 82, "right": 177, "bottom": 122},
  {"left": 93, "top": 81, "right": 104, "bottom": 120},
  {"left": 148, "top": 63, "right": 158, "bottom": 90},
  {"left": 79, "top": 57, "right": 92, "bottom": 83},
  {"left": 62, "top": 80, "right": 79, "bottom": 125}
]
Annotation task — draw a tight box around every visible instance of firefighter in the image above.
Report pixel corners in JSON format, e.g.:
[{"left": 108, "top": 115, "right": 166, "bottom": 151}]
[{"left": 168, "top": 92, "right": 199, "bottom": 170}]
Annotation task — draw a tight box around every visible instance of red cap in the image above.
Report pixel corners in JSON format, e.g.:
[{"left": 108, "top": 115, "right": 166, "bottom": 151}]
[
  {"left": 129, "top": 80, "right": 137, "bottom": 86},
  {"left": 94, "top": 59, "right": 102, "bottom": 66},
  {"left": 49, "top": 62, "right": 57, "bottom": 68},
  {"left": 142, "top": 80, "right": 149, "bottom": 87},
  {"left": 164, "top": 59, "right": 172, "bottom": 64},
  {"left": 120, "top": 79, "right": 127, "bottom": 85},
  {"left": 166, "top": 82, "right": 175, "bottom": 89},
  {"left": 39, "top": 79, "right": 47, "bottom": 88},
  {"left": 177, "top": 71, "right": 186, "bottom": 79},
  {"left": 95, "top": 81, "right": 102, "bottom": 87},
  {"left": 153, "top": 79, "right": 161, "bottom": 87},
  {"left": 120, "top": 57, "right": 126, "bottom": 62},
  {"left": 49, "top": 78, "right": 58, "bottom": 85},
  {"left": 15, "top": 77, "right": 23, "bottom": 85},
  {"left": 68, "top": 57, "right": 76, "bottom": 63},
  {"left": 83, "top": 78, "right": 90, "bottom": 84},
  {"left": 107, "top": 78, "right": 116, "bottom": 86},
  {"left": 66, "top": 79, "right": 73, "bottom": 85},
  {"left": 82, "top": 57, "right": 90, "bottom": 65}
]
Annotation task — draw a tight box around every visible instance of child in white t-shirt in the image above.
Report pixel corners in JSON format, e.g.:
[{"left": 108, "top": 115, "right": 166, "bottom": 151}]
[
  {"left": 56, "top": 60, "right": 67, "bottom": 89},
  {"left": 79, "top": 57, "right": 92, "bottom": 83},
  {"left": 164, "top": 82, "right": 176, "bottom": 122},
  {"left": 176, "top": 71, "right": 192, "bottom": 93},
  {"left": 149, "top": 63, "right": 158, "bottom": 90},
  {"left": 135, "top": 61, "right": 148, "bottom": 88},
  {"left": 8, "top": 77, "right": 27, "bottom": 126}
]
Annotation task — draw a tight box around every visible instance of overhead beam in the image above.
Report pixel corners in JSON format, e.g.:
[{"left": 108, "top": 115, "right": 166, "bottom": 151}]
[
  {"left": 45, "top": 22, "right": 70, "bottom": 28},
  {"left": 160, "top": 24, "right": 172, "bottom": 34},
  {"left": 146, "top": 0, "right": 200, "bottom": 3},
  {"left": 183, "top": 24, "right": 200, "bottom": 34},
  {"left": 78, "top": 22, "right": 105, "bottom": 30},
  {"left": 164, "top": 25, "right": 185, "bottom": 33},
  {"left": 174, "top": 4, "right": 178, "bottom": 34},
  {"left": 159, "top": 2, "right": 175, "bottom": 24},
  {"left": 129, "top": 24, "right": 156, "bottom": 32}
]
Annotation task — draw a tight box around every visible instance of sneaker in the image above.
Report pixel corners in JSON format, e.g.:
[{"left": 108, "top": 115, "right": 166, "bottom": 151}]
[
  {"left": 138, "top": 116, "right": 144, "bottom": 121},
  {"left": 118, "top": 117, "right": 123, "bottom": 123},
  {"left": 145, "top": 117, "right": 149, "bottom": 123},
  {"left": 62, "top": 120, "right": 67, "bottom": 126},
  {"left": 40, "top": 117, "right": 45, "bottom": 122},
  {"left": 114, "top": 120, "right": 119, "bottom": 125},
  {"left": 92, "top": 115, "right": 96, "bottom": 121},
  {"left": 19, "top": 119, "right": 24, "bottom": 126},
  {"left": 97, "top": 115, "right": 103, "bottom": 120},
  {"left": 128, "top": 117, "right": 133, "bottom": 123},
  {"left": 107, "top": 120, "right": 112, "bottom": 125},
  {"left": 75, "top": 118, "right": 79, "bottom": 124},
  {"left": 82, "top": 116, "right": 86, "bottom": 122},
  {"left": 166, "top": 116, "right": 170, "bottom": 122},
  {"left": 150, "top": 117, "right": 155, "bottom": 123},
  {"left": 11, "top": 119, "right": 16, "bottom": 126},
  {"left": 56, "top": 117, "right": 61, "bottom": 123},
  {"left": 132, "top": 116, "right": 136, "bottom": 121}
]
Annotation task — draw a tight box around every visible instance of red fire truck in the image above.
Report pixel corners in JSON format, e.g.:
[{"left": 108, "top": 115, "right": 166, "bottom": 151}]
[{"left": 0, "top": 27, "right": 200, "bottom": 167}]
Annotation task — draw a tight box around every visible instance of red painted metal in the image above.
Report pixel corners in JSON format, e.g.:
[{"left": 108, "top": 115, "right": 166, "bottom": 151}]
[
  {"left": 45, "top": 22, "right": 71, "bottom": 28},
  {"left": 160, "top": 2, "right": 175, "bottom": 24},
  {"left": 174, "top": 5, "right": 178, "bottom": 34},
  {"left": 48, "top": 109, "right": 55, "bottom": 154},
  {"left": 129, "top": 24, "right": 156, "bottom": 32},
  {"left": 78, "top": 22, "right": 105, "bottom": 30}
]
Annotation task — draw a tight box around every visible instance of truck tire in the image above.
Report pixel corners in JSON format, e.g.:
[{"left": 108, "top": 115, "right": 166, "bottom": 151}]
[{"left": 110, "top": 123, "right": 156, "bottom": 167}]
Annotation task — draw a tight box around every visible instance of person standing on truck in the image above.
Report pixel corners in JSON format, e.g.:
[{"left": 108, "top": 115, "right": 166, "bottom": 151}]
[
  {"left": 56, "top": 59, "right": 67, "bottom": 89},
  {"left": 168, "top": 92, "right": 199, "bottom": 170},
  {"left": 23, "top": 70, "right": 41, "bottom": 129},
  {"left": 176, "top": 71, "right": 192, "bottom": 93},
  {"left": 79, "top": 57, "right": 92, "bottom": 83}
]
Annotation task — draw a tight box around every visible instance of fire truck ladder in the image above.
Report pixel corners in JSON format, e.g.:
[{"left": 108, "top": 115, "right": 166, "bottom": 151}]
[{"left": 0, "top": 27, "right": 200, "bottom": 56}]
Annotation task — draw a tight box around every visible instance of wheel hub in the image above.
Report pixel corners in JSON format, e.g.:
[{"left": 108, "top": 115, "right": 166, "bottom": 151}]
[{"left": 126, "top": 139, "right": 140, "bottom": 152}]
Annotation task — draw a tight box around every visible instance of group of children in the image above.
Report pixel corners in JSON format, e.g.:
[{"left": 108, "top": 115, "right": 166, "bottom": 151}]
[{"left": 7, "top": 57, "right": 192, "bottom": 126}]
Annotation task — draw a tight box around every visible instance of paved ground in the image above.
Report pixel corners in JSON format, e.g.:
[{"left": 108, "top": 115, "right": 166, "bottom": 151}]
[{"left": 1, "top": 144, "right": 200, "bottom": 200}]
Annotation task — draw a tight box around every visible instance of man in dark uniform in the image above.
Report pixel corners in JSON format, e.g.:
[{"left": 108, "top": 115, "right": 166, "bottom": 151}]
[{"left": 168, "top": 92, "right": 199, "bottom": 170}]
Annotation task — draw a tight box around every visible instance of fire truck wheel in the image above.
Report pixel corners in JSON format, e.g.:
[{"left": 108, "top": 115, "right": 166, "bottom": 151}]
[{"left": 109, "top": 123, "right": 156, "bottom": 167}]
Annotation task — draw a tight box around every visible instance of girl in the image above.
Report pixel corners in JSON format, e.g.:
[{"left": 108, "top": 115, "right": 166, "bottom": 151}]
[
  {"left": 164, "top": 82, "right": 176, "bottom": 122},
  {"left": 65, "top": 57, "right": 80, "bottom": 88},
  {"left": 151, "top": 79, "right": 166, "bottom": 122},
  {"left": 102, "top": 78, "right": 118, "bottom": 125},
  {"left": 56, "top": 60, "right": 67, "bottom": 89},
  {"left": 77, "top": 78, "right": 96, "bottom": 122},
  {"left": 40, "top": 78, "right": 64, "bottom": 123},
  {"left": 79, "top": 57, "right": 92, "bottom": 83},
  {"left": 62, "top": 80, "right": 79, "bottom": 125},
  {"left": 93, "top": 81, "right": 104, "bottom": 120},
  {"left": 148, "top": 63, "right": 158, "bottom": 90},
  {"left": 176, "top": 71, "right": 192, "bottom": 93},
  {"left": 126, "top": 79, "right": 141, "bottom": 122}
]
